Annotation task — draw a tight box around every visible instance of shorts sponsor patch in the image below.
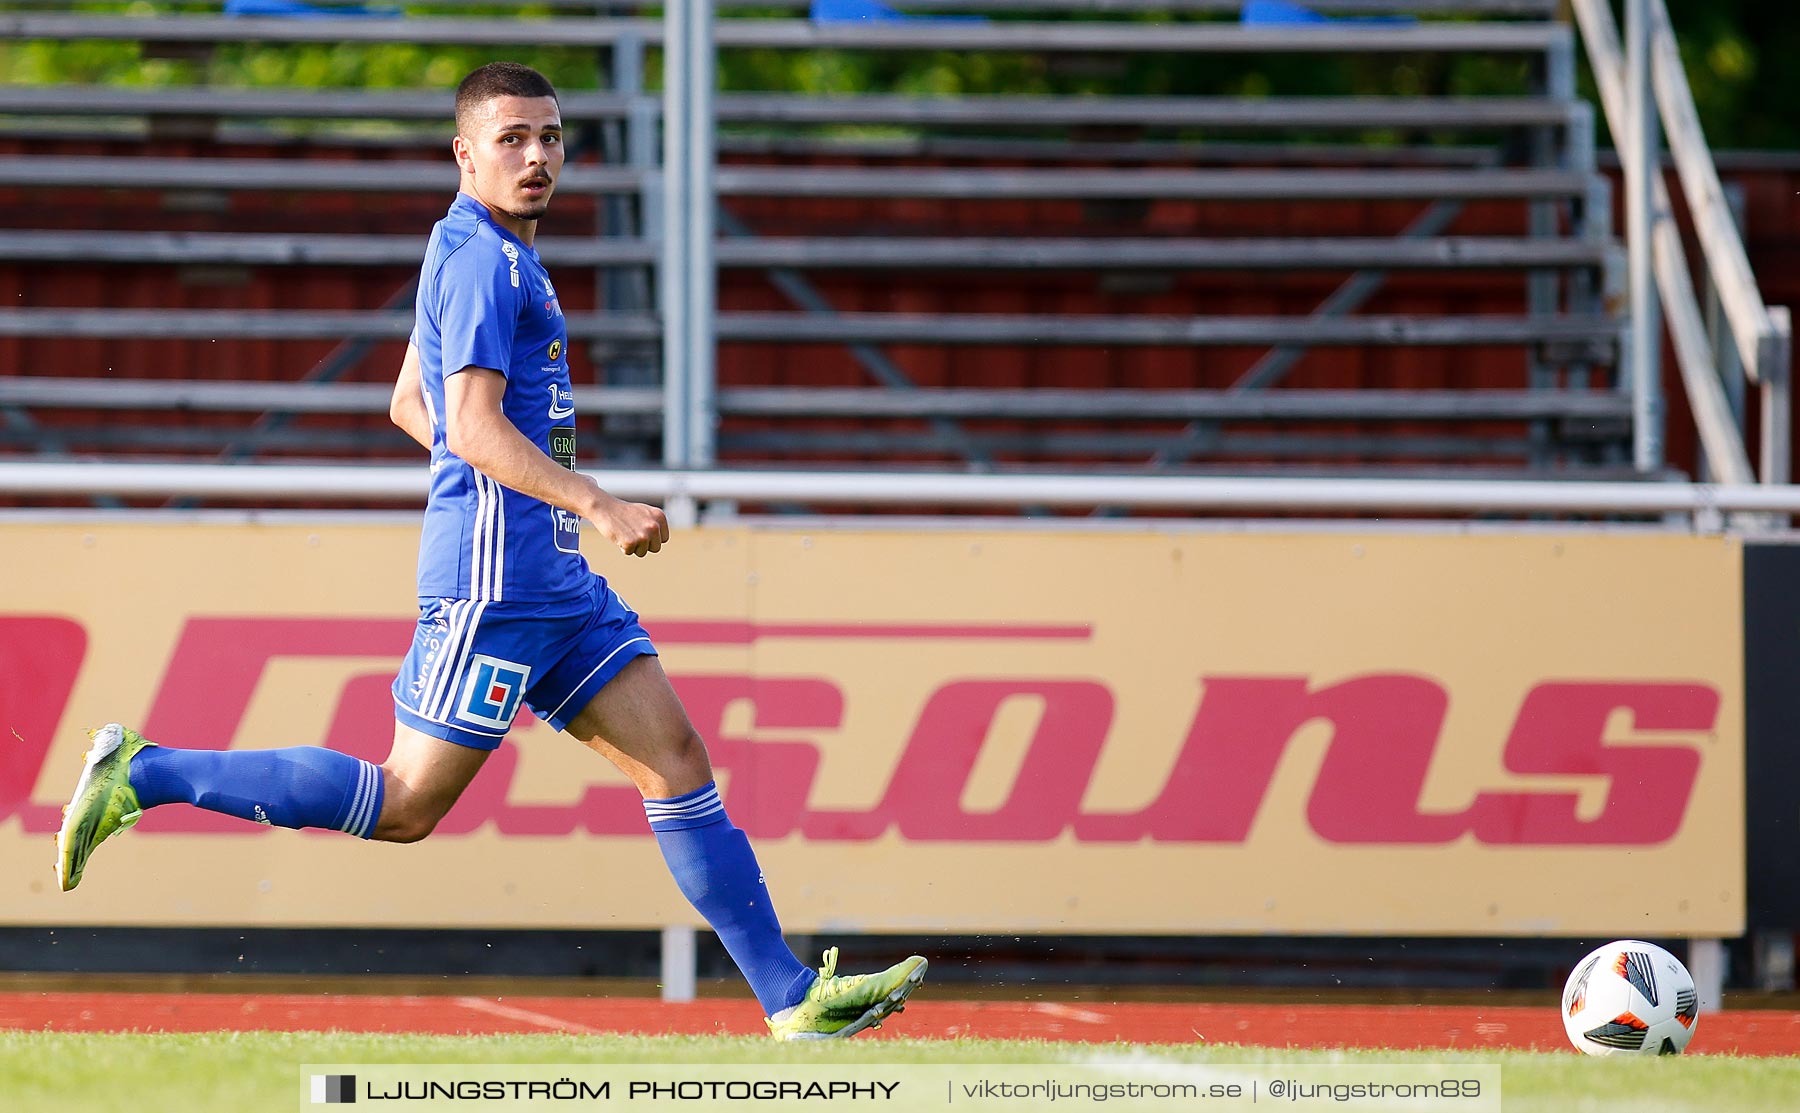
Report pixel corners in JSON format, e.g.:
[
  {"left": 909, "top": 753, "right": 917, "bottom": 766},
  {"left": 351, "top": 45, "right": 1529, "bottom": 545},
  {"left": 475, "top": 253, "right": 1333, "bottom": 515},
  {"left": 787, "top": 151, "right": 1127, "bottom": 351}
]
[{"left": 457, "top": 653, "right": 531, "bottom": 731}]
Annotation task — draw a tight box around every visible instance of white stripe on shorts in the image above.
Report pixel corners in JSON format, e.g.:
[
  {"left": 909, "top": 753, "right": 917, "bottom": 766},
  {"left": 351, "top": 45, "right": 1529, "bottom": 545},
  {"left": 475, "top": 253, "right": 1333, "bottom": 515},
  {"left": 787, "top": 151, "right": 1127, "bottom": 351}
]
[
  {"left": 429, "top": 600, "right": 488, "bottom": 722},
  {"left": 417, "top": 598, "right": 470, "bottom": 721}
]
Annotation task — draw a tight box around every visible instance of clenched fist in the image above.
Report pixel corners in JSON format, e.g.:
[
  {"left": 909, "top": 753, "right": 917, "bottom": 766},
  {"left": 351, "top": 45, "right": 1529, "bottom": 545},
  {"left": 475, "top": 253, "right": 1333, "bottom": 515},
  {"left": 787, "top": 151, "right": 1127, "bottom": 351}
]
[{"left": 591, "top": 494, "right": 671, "bottom": 558}]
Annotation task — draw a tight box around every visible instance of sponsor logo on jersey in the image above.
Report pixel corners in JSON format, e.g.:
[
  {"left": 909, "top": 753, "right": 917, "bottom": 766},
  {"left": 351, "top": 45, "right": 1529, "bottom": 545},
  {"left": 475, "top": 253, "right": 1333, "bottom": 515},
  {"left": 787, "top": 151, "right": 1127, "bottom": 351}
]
[
  {"left": 547, "top": 338, "right": 562, "bottom": 362},
  {"left": 554, "top": 507, "right": 583, "bottom": 554},
  {"left": 457, "top": 654, "right": 531, "bottom": 730},
  {"left": 549, "top": 425, "right": 576, "bottom": 470},
  {"left": 546, "top": 384, "right": 575, "bottom": 420},
  {"left": 500, "top": 241, "right": 520, "bottom": 288}
]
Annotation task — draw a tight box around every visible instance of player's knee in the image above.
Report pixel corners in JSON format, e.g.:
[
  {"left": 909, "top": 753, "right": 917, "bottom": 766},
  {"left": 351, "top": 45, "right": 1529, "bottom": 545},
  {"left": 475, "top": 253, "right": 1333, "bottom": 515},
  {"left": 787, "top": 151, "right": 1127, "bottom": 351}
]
[
  {"left": 371, "top": 792, "right": 447, "bottom": 844},
  {"left": 667, "top": 726, "right": 711, "bottom": 779},
  {"left": 634, "top": 726, "right": 712, "bottom": 799},
  {"left": 380, "top": 813, "right": 439, "bottom": 844}
]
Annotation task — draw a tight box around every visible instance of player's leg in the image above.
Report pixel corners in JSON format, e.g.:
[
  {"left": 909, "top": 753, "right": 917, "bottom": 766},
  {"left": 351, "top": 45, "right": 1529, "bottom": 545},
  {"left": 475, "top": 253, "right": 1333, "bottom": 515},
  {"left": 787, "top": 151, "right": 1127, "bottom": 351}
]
[
  {"left": 562, "top": 653, "right": 711, "bottom": 798},
  {"left": 54, "top": 721, "right": 378, "bottom": 891},
  {"left": 58, "top": 596, "right": 508, "bottom": 891},
  {"left": 562, "top": 654, "right": 817, "bottom": 1009},
  {"left": 370, "top": 721, "right": 491, "bottom": 843},
  {"left": 52, "top": 725, "right": 388, "bottom": 894},
  {"left": 560, "top": 653, "right": 926, "bottom": 1038},
  {"left": 385, "top": 595, "right": 522, "bottom": 837},
  {"left": 54, "top": 718, "right": 491, "bottom": 890}
]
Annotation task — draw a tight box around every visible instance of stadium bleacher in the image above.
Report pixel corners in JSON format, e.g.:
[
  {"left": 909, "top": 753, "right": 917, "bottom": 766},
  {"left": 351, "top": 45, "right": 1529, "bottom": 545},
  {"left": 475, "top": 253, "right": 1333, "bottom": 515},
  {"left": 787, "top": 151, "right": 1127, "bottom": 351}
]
[{"left": 0, "top": 0, "right": 1670, "bottom": 492}]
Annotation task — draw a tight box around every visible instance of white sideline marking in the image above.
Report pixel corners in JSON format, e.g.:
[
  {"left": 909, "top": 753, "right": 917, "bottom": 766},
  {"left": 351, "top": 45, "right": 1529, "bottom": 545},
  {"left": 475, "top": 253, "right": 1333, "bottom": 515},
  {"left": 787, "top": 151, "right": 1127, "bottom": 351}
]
[
  {"left": 451, "top": 996, "right": 605, "bottom": 1035},
  {"left": 1031, "top": 1002, "right": 1110, "bottom": 1024}
]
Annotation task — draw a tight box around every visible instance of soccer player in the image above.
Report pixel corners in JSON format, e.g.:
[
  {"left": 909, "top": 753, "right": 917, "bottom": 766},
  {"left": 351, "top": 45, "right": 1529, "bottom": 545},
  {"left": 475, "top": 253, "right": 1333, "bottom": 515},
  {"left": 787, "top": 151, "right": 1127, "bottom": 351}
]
[{"left": 54, "top": 61, "right": 925, "bottom": 1041}]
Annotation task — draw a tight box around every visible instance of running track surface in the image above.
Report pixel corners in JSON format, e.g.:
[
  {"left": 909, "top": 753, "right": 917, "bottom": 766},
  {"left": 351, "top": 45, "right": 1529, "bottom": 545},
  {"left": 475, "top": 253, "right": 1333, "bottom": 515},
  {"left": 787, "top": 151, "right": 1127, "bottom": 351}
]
[{"left": 3, "top": 992, "right": 1796, "bottom": 1056}]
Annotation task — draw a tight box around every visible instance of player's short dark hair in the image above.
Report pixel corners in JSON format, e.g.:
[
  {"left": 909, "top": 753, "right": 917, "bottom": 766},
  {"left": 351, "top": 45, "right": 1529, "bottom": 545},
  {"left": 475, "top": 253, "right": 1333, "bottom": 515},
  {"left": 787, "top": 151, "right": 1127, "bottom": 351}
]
[{"left": 455, "top": 62, "right": 559, "bottom": 136}]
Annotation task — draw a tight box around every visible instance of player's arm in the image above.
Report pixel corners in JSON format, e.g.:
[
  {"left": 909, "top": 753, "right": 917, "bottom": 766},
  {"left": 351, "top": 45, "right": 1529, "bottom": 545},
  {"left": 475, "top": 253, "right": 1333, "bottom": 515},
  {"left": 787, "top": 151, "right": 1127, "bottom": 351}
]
[
  {"left": 444, "top": 366, "right": 670, "bottom": 558},
  {"left": 389, "top": 342, "right": 433, "bottom": 451}
]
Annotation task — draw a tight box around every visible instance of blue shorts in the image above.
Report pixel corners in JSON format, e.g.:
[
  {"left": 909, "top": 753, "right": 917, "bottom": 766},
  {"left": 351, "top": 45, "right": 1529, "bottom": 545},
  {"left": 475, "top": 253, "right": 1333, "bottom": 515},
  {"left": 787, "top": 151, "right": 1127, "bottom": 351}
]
[{"left": 391, "top": 573, "right": 658, "bottom": 750}]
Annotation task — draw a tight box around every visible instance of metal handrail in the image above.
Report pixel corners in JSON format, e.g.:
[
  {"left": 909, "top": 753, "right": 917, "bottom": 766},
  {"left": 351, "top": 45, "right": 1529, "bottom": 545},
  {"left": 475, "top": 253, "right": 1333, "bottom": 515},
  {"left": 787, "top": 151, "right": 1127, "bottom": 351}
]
[
  {"left": 1569, "top": 0, "right": 1791, "bottom": 485},
  {"left": 0, "top": 460, "right": 1791, "bottom": 526},
  {"left": 0, "top": 376, "right": 1630, "bottom": 421},
  {"left": 0, "top": 86, "right": 1576, "bottom": 130},
  {"left": 0, "top": 307, "right": 1617, "bottom": 347},
  {"left": 0, "top": 230, "right": 1611, "bottom": 270},
  {"left": 0, "top": 159, "right": 1596, "bottom": 200},
  {"left": 1647, "top": 0, "right": 1791, "bottom": 484}
]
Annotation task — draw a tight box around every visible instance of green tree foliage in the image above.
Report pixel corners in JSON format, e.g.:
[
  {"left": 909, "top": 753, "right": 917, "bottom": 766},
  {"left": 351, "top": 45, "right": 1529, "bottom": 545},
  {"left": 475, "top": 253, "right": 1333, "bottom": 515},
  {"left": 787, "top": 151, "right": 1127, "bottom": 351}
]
[{"left": 1664, "top": 0, "right": 1794, "bottom": 149}]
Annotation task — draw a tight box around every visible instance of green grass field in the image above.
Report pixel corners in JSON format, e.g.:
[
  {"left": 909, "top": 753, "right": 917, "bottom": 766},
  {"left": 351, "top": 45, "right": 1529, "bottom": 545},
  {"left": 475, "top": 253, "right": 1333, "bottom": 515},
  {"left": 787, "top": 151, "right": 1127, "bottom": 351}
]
[{"left": 3, "top": 1032, "right": 1797, "bottom": 1113}]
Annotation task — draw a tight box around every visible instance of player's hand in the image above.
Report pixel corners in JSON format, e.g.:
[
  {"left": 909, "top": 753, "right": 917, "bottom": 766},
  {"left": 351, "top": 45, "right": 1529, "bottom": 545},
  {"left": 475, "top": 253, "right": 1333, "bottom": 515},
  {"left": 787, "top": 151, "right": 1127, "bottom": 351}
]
[{"left": 592, "top": 495, "right": 670, "bottom": 558}]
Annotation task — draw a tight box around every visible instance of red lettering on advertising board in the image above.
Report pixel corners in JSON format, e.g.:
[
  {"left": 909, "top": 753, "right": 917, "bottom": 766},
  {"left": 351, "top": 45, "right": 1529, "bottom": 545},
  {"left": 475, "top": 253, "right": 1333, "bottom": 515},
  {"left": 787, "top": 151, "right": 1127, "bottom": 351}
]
[
  {"left": 1074, "top": 675, "right": 1464, "bottom": 844},
  {"left": 3, "top": 615, "right": 1723, "bottom": 847},
  {"left": 1467, "top": 682, "right": 1715, "bottom": 845},
  {"left": 804, "top": 680, "right": 1113, "bottom": 841},
  {"left": 1075, "top": 676, "right": 1715, "bottom": 845},
  {"left": 0, "top": 616, "right": 86, "bottom": 827}
]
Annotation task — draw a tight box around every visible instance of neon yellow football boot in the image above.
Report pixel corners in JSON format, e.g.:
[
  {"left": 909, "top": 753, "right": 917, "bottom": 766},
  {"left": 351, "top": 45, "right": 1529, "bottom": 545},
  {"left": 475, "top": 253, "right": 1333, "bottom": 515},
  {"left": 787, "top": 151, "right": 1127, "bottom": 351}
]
[
  {"left": 56, "top": 724, "right": 158, "bottom": 892},
  {"left": 765, "top": 947, "right": 928, "bottom": 1040}
]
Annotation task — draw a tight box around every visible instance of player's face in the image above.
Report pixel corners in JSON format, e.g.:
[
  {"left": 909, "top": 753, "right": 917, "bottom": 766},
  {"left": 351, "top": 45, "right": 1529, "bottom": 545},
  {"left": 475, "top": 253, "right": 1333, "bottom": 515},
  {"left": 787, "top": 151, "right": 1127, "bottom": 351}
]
[{"left": 454, "top": 95, "right": 564, "bottom": 235}]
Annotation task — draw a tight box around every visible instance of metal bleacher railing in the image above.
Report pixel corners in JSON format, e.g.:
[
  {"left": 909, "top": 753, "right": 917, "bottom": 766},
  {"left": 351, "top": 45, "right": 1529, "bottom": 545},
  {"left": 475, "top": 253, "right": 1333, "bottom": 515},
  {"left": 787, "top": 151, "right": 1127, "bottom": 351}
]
[
  {"left": 0, "top": 0, "right": 1790, "bottom": 523},
  {"left": 1570, "top": 0, "right": 1790, "bottom": 488}
]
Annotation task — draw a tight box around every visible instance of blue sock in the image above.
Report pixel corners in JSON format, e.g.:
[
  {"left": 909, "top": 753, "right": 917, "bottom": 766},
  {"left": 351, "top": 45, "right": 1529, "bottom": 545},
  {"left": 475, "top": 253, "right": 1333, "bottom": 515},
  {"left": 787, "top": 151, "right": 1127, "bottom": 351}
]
[
  {"left": 129, "top": 745, "right": 384, "bottom": 839},
  {"left": 645, "top": 782, "right": 816, "bottom": 1015}
]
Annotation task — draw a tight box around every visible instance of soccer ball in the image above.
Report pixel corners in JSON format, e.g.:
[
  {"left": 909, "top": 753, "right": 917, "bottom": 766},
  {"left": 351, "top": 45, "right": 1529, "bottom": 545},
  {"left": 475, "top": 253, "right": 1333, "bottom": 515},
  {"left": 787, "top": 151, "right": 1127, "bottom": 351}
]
[{"left": 1561, "top": 940, "right": 1699, "bottom": 1056}]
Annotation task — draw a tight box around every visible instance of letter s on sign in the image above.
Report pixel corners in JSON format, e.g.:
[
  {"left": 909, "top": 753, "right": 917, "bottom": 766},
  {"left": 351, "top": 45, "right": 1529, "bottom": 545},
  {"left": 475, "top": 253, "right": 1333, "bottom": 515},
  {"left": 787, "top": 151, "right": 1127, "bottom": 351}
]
[{"left": 1468, "top": 682, "right": 1716, "bottom": 845}]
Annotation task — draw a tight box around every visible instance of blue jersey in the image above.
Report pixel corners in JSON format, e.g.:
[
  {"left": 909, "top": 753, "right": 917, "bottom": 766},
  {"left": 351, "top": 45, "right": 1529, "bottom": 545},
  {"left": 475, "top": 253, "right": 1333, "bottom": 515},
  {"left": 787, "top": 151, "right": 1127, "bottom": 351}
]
[{"left": 411, "top": 193, "right": 585, "bottom": 602}]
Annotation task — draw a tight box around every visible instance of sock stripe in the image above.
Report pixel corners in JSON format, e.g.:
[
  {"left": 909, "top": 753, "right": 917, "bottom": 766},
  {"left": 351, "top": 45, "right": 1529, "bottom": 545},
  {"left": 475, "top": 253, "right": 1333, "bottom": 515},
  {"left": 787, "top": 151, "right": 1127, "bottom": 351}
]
[
  {"left": 360, "top": 760, "right": 381, "bottom": 836},
  {"left": 340, "top": 760, "right": 381, "bottom": 839},
  {"left": 643, "top": 783, "right": 724, "bottom": 828},
  {"left": 341, "top": 761, "right": 365, "bottom": 837},
  {"left": 341, "top": 762, "right": 365, "bottom": 836},
  {"left": 357, "top": 760, "right": 382, "bottom": 837}
]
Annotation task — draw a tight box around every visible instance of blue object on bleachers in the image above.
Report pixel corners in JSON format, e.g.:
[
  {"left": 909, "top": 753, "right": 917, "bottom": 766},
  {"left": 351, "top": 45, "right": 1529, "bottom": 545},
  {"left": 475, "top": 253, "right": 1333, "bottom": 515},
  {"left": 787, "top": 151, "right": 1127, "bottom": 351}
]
[
  {"left": 1241, "top": 0, "right": 1415, "bottom": 26},
  {"left": 810, "top": 0, "right": 983, "bottom": 23},
  {"left": 225, "top": 0, "right": 398, "bottom": 18}
]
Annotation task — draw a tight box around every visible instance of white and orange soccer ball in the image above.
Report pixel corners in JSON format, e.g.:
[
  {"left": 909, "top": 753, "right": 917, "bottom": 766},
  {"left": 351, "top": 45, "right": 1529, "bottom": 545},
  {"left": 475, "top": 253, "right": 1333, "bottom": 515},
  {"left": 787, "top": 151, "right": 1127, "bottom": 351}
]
[{"left": 1561, "top": 940, "right": 1699, "bottom": 1055}]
